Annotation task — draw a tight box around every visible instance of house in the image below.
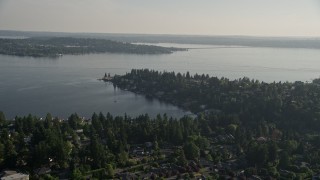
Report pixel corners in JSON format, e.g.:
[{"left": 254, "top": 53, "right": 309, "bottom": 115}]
[
  {"left": 117, "top": 172, "right": 138, "bottom": 180},
  {"left": 199, "top": 158, "right": 212, "bottom": 168},
  {"left": 256, "top": 137, "right": 268, "bottom": 143},
  {"left": 1, "top": 170, "right": 29, "bottom": 180},
  {"left": 132, "top": 147, "right": 145, "bottom": 156},
  {"left": 159, "top": 148, "right": 174, "bottom": 158},
  {"left": 75, "top": 129, "right": 84, "bottom": 134},
  {"left": 23, "top": 136, "right": 31, "bottom": 144},
  {"left": 251, "top": 175, "right": 263, "bottom": 180},
  {"left": 313, "top": 174, "right": 320, "bottom": 180},
  {"left": 33, "top": 167, "right": 51, "bottom": 176},
  {"left": 80, "top": 139, "right": 90, "bottom": 147},
  {"left": 145, "top": 142, "right": 153, "bottom": 148}
]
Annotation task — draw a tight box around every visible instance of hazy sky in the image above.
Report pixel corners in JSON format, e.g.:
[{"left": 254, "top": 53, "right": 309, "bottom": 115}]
[{"left": 0, "top": 0, "right": 320, "bottom": 36}]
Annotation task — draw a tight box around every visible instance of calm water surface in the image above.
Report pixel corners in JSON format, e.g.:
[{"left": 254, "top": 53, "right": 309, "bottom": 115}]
[{"left": 1, "top": 45, "right": 320, "bottom": 118}]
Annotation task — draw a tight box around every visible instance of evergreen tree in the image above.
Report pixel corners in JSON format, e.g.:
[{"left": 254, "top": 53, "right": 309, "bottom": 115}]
[
  {"left": 118, "top": 150, "right": 128, "bottom": 167},
  {"left": 0, "top": 111, "right": 5, "bottom": 127},
  {"left": 71, "top": 168, "right": 84, "bottom": 180},
  {"left": 268, "top": 142, "right": 278, "bottom": 162},
  {"left": 279, "top": 151, "right": 290, "bottom": 169},
  {"left": 183, "top": 142, "right": 200, "bottom": 160},
  {"left": 44, "top": 113, "right": 53, "bottom": 128},
  {"left": 177, "top": 149, "right": 187, "bottom": 166},
  {"left": 106, "top": 164, "right": 114, "bottom": 178},
  {"left": 68, "top": 113, "right": 81, "bottom": 130},
  {"left": 4, "top": 140, "right": 18, "bottom": 168},
  {"left": 186, "top": 71, "right": 191, "bottom": 79},
  {"left": 0, "top": 142, "right": 5, "bottom": 164},
  {"left": 90, "top": 136, "right": 106, "bottom": 168}
]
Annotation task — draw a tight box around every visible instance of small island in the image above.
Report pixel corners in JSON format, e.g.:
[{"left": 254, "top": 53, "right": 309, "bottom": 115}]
[{"left": 0, "top": 37, "right": 187, "bottom": 57}]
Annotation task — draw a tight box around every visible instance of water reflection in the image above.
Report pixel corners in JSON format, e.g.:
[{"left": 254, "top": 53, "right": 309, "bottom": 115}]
[{"left": 1, "top": 45, "right": 320, "bottom": 118}]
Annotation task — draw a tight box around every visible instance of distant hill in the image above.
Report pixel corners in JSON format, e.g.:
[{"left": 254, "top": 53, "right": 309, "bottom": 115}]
[{"left": 1, "top": 30, "right": 320, "bottom": 49}]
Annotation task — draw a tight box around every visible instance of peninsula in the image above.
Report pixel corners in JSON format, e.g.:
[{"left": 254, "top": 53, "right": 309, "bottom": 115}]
[{"left": 0, "top": 37, "right": 187, "bottom": 57}]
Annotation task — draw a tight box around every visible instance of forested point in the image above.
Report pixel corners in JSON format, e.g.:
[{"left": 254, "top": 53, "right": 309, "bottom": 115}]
[
  {"left": 112, "top": 69, "right": 320, "bottom": 132},
  {"left": 0, "top": 37, "right": 186, "bottom": 57}
]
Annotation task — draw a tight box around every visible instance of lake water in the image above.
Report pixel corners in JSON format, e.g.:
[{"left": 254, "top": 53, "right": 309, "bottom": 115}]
[{"left": 1, "top": 44, "right": 320, "bottom": 119}]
